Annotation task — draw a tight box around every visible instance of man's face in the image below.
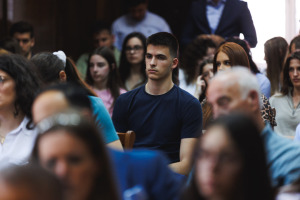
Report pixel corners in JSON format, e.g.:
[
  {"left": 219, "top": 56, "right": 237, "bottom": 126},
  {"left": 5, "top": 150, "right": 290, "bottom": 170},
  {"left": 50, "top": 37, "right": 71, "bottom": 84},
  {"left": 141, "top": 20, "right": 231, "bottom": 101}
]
[
  {"left": 129, "top": 3, "right": 147, "bottom": 21},
  {"left": 145, "top": 44, "right": 177, "bottom": 82},
  {"left": 13, "top": 32, "right": 34, "bottom": 57},
  {"left": 93, "top": 30, "right": 114, "bottom": 49},
  {"left": 207, "top": 77, "right": 250, "bottom": 119}
]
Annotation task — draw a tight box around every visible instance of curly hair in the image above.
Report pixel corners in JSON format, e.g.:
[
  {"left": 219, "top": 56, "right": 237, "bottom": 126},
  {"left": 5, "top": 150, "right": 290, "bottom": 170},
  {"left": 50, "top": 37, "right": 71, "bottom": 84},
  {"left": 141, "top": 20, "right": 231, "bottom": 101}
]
[
  {"left": 181, "top": 37, "right": 216, "bottom": 85},
  {"left": 0, "top": 54, "right": 40, "bottom": 129}
]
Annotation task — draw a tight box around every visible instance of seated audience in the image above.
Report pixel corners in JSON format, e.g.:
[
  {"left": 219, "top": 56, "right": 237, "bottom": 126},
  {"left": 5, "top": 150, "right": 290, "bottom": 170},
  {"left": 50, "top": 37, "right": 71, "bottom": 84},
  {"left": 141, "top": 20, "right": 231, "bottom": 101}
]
[
  {"left": 76, "top": 21, "right": 120, "bottom": 79},
  {"left": 86, "top": 46, "right": 126, "bottom": 116},
  {"left": 207, "top": 67, "right": 300, "bottom": 187},
  {"left": 213, "top": 42, "right": 276, "bottom": 128},
  {"left": 226, "top": 37, "right": 271, "bottom": 98},
  {"left": 31, "top": 110, "right": 120, "bottom": 200},
  {"left": 270, "top": 52, "right": 300, "bottom": 138},
  {"left": 119, "top": 32, "right": 147, "bottom": 90},
  {"left": 0, "top": 54, "right": 39, "bottom": 165},
  {"left": 113, "top": 32, "right": 202, "bottom": 175},
  {"left": 179, "top": 37, "right": 216, "bottom": 96},
  {"left": 264, "top": 37, "right": 288, "bottom": 95},
  {"left": 9, "top": 21, "right": 35, "bottom": 59},
  {"left": 181, "top": 113, "right": 274, "bottom": 200},
  {"left": 30, "top": 51, "right": 122, "bottom": 149},
  {"left": 32, "top": 87, "right": 184, "bottom": 200},
  {"left": 0, "top": 164, "right": 63, "bottom": 200},
  {"left": 0, "top": 37, "right": 22, "bottom": 54},
  {"left": 112, "top": 0, "right": 171, "bottom": 51}
]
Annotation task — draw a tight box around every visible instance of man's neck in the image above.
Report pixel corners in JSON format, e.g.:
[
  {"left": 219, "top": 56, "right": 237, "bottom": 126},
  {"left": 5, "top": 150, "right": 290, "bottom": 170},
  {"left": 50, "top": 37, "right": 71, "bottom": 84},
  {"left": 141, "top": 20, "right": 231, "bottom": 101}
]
[{"left": 145, "top": 79, "right": 174, "bottom": 95}]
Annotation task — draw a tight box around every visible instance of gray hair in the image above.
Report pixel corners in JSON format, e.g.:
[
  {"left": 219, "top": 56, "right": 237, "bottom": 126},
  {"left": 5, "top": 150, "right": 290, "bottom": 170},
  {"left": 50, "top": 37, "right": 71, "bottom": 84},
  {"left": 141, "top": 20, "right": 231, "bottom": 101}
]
[{"left": 212, "top": 67, "right": 262, "bottom": 107}]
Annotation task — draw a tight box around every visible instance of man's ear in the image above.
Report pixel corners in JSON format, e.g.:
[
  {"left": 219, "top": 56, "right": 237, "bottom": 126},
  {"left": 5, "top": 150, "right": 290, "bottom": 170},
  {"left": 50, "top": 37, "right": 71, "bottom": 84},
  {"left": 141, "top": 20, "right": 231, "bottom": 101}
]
[
  {"left": 59, "top": 70, "right": 67, "bottom": 82},
  {"left": 172, "top": 58, "right": 179, "bottom": 69},
  {"left": 30, "top": 37, "right": 35, "bottom": 47},
  {"left": 247, "top": 90, "right": 260, "bottom": 112}
]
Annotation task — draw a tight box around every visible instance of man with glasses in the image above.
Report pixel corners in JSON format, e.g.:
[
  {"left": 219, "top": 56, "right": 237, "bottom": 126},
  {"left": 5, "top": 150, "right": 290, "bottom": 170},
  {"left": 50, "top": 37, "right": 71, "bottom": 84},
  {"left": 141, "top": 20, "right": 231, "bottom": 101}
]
[
  {"left": 113, "top": 32, "right": 202, "bottom": 175},
  {"left": 10, "top": 21, "right": 35, "bottom": 59}
]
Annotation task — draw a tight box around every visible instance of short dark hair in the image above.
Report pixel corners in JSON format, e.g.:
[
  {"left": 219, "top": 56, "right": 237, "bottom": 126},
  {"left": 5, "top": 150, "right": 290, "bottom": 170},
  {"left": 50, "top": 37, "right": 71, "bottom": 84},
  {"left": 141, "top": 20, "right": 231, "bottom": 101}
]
[
  {"left": 147, "top": 32, "right": 179, "bottom": 85},
  {"left": 290, "top": 35, "right": 300, "bottom": 53},
  {"left": 147, "top": 32, "right": 179, "bottom": 58},
  {"left": 91, "top": 20, "right": 111, "bottom": 35},
  {"left": 10, "top": 21, "right": 34, "bottom": 38},
  {"left": 127, "top": 0, "right": 147, "bottom": 8}
]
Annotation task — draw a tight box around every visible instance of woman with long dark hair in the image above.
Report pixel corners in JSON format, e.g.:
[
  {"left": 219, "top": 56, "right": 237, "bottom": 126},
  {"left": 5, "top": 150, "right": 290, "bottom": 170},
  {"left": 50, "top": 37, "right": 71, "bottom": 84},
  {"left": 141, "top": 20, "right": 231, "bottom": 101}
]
[
  {"left": 31, "top": 51, "right": 122, "bottom": 149},
  {"left": 264, "top": 37, "right": 288, "bottom": 95},
  {"left": 271, "top": 52, "right": 300, "bottom": 138},
  {"left": 119, "top": 32, "right": 147, "bottom": 90},
  {"left": 86, "top": 46, "right": 126, "bottom": 116},
  {"left": 0, "top": 54, "right": 40, "bottom": 165}
]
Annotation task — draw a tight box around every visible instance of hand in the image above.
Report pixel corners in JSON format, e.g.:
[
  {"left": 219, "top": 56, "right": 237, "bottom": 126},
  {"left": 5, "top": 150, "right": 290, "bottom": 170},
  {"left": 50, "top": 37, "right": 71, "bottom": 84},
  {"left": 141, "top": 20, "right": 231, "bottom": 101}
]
[{"left": 194, "top": 75, "right": 206, "bottom": 98}]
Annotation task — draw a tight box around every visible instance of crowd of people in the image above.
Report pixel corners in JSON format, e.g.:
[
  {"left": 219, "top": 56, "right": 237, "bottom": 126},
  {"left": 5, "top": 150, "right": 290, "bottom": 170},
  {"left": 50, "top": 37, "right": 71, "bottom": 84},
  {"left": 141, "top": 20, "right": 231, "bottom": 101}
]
[{"left": 1, "top": 0, "right": 300, "bottom": 199}]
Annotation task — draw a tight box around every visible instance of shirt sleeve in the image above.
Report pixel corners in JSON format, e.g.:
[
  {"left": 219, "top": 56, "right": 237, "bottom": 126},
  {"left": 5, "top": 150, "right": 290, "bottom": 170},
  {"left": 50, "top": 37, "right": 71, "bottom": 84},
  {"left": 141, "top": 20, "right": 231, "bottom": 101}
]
[
  {"left": 181, "top": 97, "right": 203, "bottom": 138},
  {"left": 294, "top": 124, "right": 300, "bottom": 142},
  {"left": 239, "top": 2, "right": 257, "bottom": 48},
  {"left": 112, "top": 94, "right": 129, "bottom": 133},
  {"left": 89, "top": 96, "right": 119, "bottom": 143}
]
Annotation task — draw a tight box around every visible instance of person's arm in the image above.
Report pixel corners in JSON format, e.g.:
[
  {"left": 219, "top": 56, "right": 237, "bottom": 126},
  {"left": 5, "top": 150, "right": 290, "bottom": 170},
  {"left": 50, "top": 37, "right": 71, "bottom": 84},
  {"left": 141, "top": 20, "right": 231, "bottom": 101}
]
[
  {"left": 169, "top": 138, "right": 198, "bottom": 175},
  {"left": 239, "top": 2, "right": 257, "bottom": 48},
  {"left": 107, "top": 139, "right": 123, "bottom": 150},
  {"left": 89, "top": 96, "right": 123, "bottom": 150}
]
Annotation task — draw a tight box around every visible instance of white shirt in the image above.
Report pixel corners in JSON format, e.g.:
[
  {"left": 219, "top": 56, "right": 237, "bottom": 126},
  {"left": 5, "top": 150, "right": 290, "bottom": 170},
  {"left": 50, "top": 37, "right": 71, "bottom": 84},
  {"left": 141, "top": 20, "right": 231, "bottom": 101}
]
[
  {"left": 112, "top": 11, "right": 172, "bottom": 51},
  {"left": 0, "top": 117, "right": 38, "bottom": 166}
]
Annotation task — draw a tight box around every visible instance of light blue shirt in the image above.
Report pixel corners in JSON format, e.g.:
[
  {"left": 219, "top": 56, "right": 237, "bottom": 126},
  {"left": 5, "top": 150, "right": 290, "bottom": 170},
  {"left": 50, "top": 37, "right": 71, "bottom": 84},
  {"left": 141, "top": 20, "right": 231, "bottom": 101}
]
[
  {"left": 206, "top": 0, "right": 226, "bottom": 34},
  {"left": 89, "top": 96, "right": 119, "bottom": 143},
  {"left": 262, "top": 123, "right": 300, "bottom": 186},
  {"left": 256, "top": 73, "right": 271, "bottom": 99},
  {"left": 112, "top": 11, "right": 171, "bottom": 51}
]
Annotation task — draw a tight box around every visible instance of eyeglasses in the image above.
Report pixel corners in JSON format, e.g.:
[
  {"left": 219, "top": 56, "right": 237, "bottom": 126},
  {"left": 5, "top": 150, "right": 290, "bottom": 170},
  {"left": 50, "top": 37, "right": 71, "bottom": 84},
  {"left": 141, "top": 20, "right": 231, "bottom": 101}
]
[
  {"left": 125, "top": 45, "right": 143, "bottom": 53},
  {"left": 16, "top": 39, "right": 30, "bottom": 44}
]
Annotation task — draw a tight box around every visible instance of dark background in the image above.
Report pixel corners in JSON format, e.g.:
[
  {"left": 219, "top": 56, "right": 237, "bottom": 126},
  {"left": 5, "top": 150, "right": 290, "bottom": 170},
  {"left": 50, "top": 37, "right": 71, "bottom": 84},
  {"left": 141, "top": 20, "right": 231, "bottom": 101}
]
[{"left": 0, "top": 0, "right": 194, "bottom": 60}]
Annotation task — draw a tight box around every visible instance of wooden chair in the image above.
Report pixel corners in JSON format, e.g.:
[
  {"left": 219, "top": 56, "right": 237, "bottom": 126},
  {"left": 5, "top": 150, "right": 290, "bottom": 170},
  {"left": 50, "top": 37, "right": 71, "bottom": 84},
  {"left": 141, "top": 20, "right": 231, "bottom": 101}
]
[{"left": 117, "top": 130, "right": 136, "bottom": 149}]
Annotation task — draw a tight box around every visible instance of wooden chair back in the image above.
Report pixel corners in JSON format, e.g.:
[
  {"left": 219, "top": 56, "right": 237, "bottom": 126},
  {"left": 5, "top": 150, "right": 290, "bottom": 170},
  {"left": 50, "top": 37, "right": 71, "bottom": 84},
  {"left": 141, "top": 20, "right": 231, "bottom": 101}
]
[{"left": 117, "top": 130, "right": 136, "bottom": 149}]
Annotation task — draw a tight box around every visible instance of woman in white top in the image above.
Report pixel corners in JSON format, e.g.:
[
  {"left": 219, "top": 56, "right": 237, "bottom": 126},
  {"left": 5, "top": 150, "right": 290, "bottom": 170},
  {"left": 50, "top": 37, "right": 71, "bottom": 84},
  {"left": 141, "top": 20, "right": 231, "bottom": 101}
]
[
  {"left": 270, "top": 52, "right": 300, "bottom": 138},
  {"left": 0, "top": 54, "right": 39, "bottom": 165}
]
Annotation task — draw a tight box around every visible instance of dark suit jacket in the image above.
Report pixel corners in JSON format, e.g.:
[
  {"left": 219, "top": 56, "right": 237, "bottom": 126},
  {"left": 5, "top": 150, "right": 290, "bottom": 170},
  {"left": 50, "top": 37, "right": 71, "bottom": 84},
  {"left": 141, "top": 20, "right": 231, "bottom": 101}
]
[{"left": 182, "top": 0, "right": 257, "bottom": 47}]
